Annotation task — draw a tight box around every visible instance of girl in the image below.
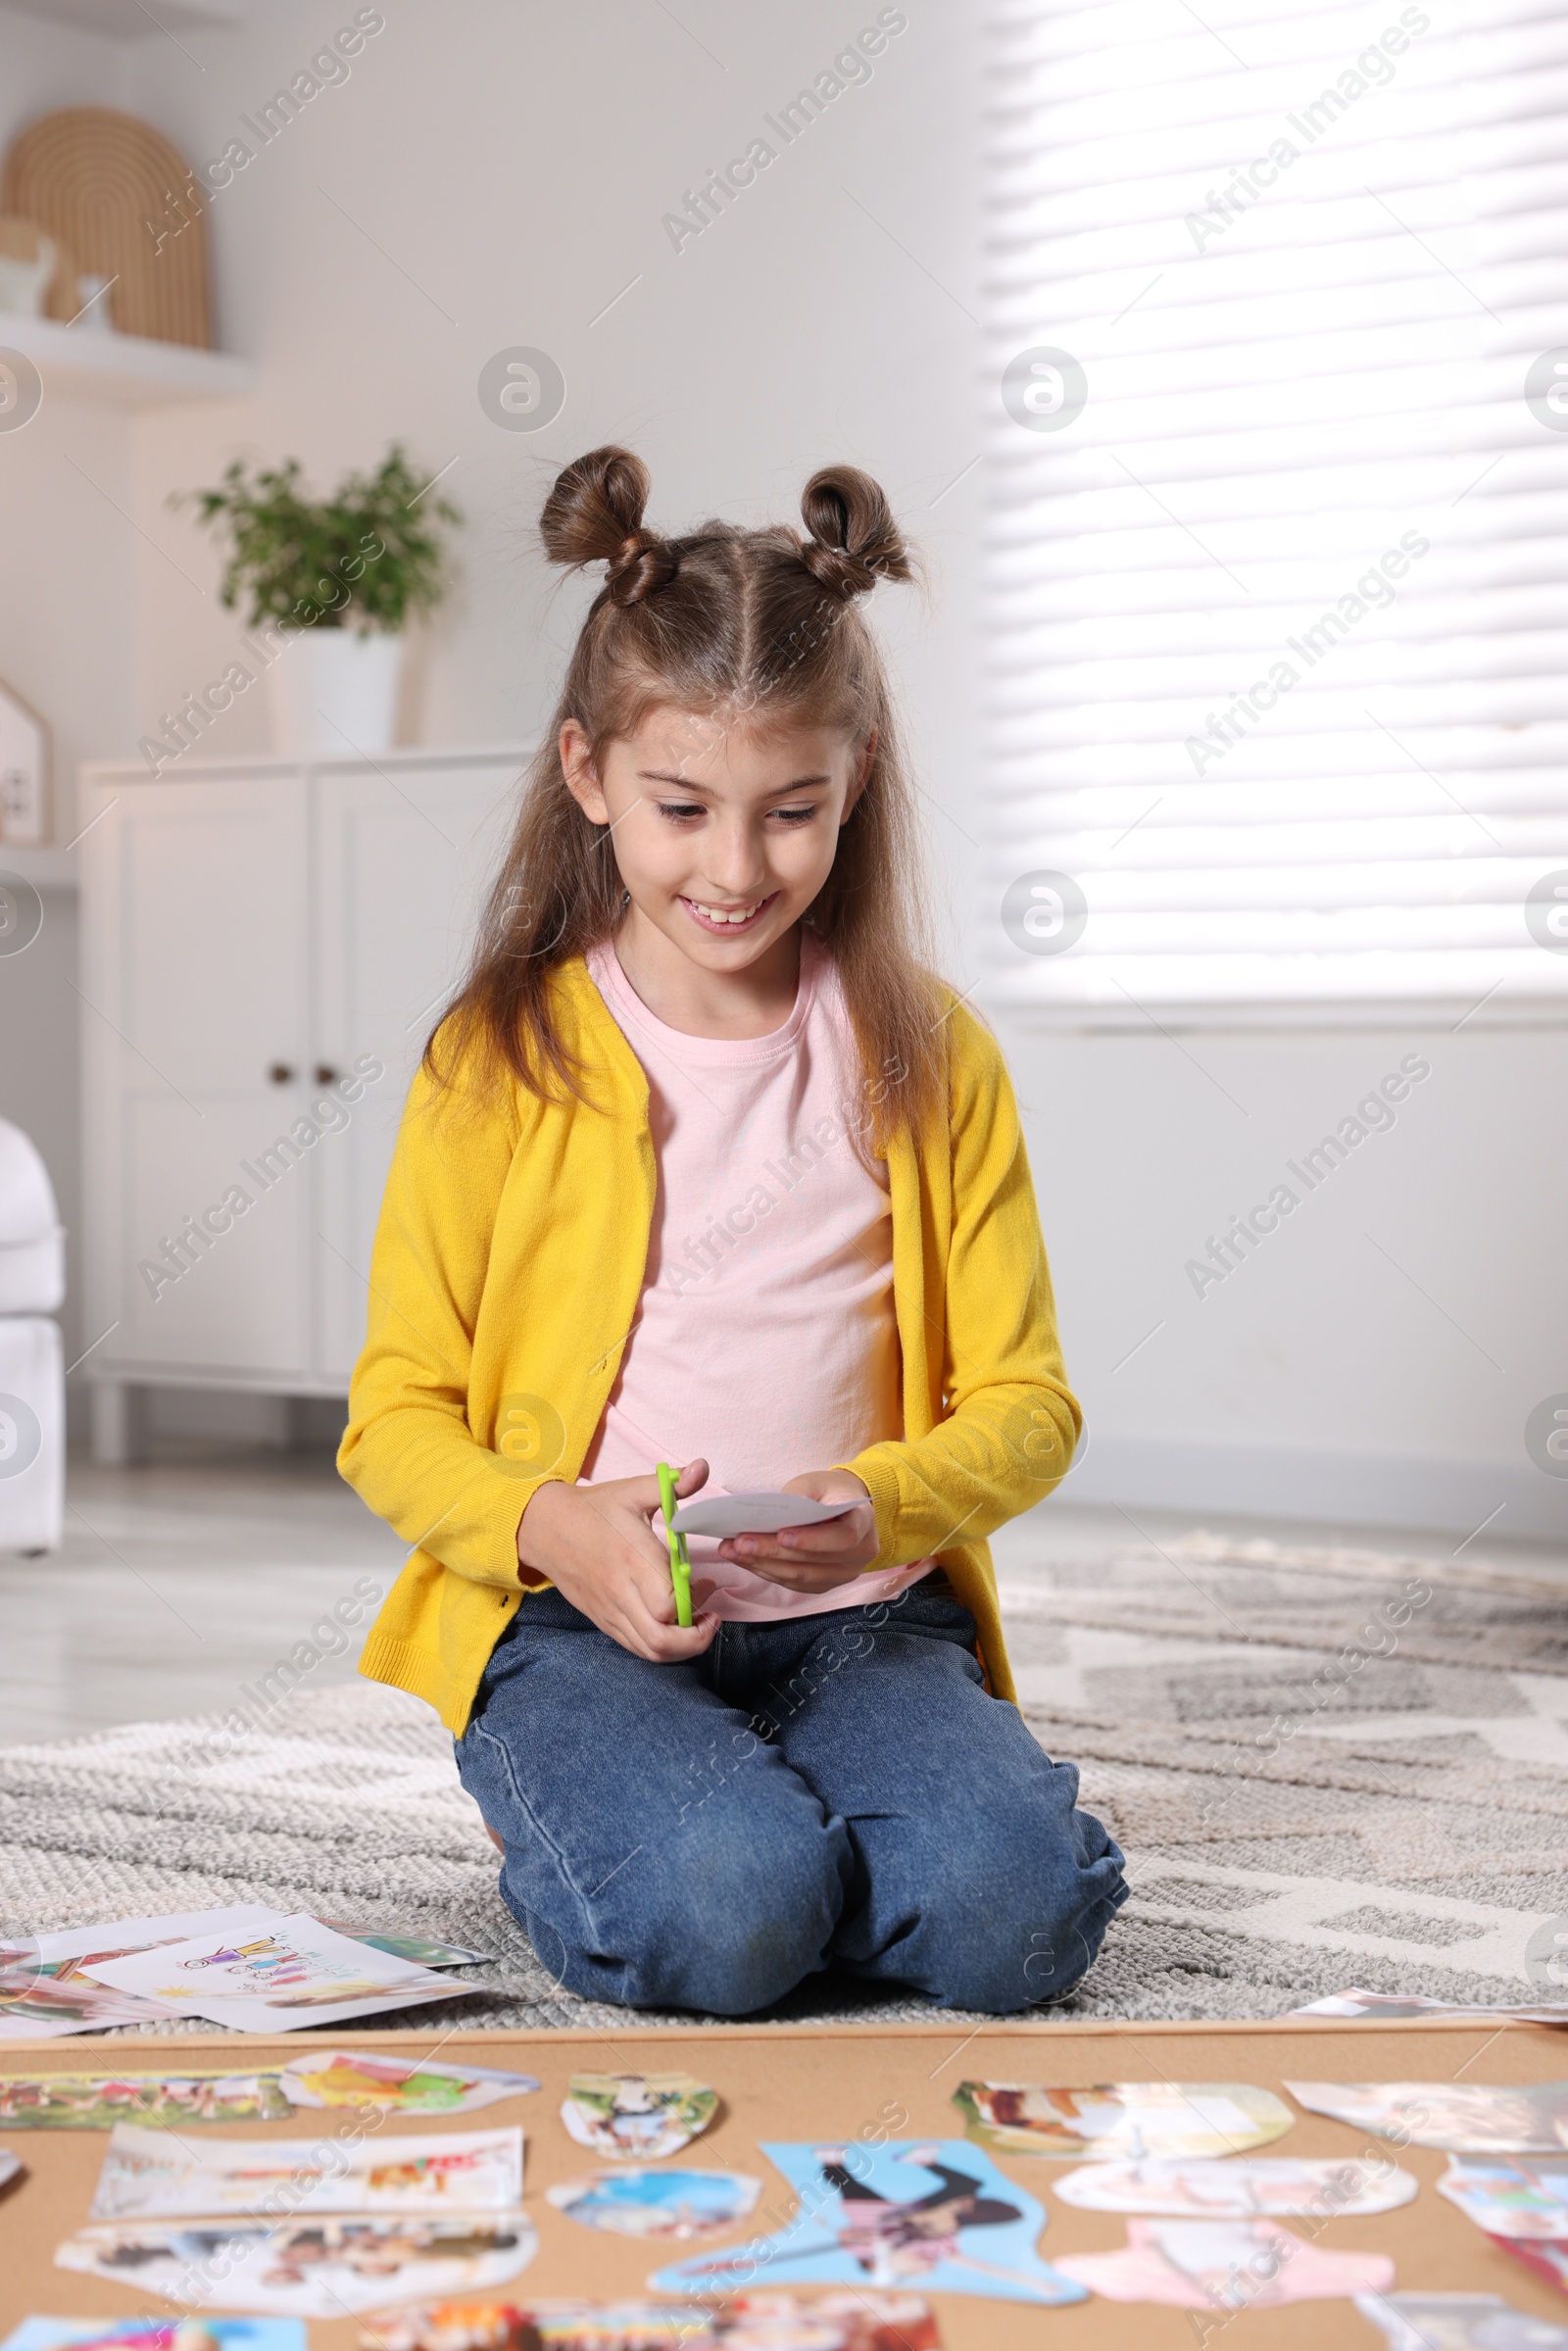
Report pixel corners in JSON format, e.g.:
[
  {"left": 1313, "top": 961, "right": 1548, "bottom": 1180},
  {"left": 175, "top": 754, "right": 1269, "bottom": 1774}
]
[{"left": 339, "top": 447, "right": 1125, "bottom": 2016}]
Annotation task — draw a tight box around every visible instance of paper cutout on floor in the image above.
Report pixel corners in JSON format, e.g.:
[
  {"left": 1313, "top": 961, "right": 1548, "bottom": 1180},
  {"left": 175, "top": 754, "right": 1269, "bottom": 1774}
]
[
  {"left": 1488, "top": 2234, "right": 1568, "bottom": 2298},
  {"left": 1, "top": 2326, "right": 306, "bottom": 2351},
  {"left": 547, "top": 2166, "right": 761, "bottom": 2239},
  {"left": 1439, "top": 2157, "right": 1568, "bottom": 2238},
  {"left": 1, "top": 2325, "right": 307, "bottom": 2351},
  {"left": 364, "top": 2294, "right": 942, "bottom": 2351},
  {"left": 0, "top": 2068, "right": 296, "bottom": 2129},
  {"left": 1053, "top": 2152, "right": 1417, "bottom": 2217},
  {"left": 76, "top": 1914, "right": 468, "bottom": 2033},
  {"left": 560, "top": 2073, "right": 716, "bottom": 2160},
  {"left": 1288, "top": 2081, "right": 1568, "bottom": 2153},
  {"left": 955, "top": 2079, "right": 1293, "bottom": 2160},
  {"left": 89, "top": 2121, "right": 524, "bottom": 2221},
  {"left": 1356, "top": 2289, "right": 1568, "bottom": 2348},
  {"left": 0, "top": 1905, "right": 289, "bottom": 2039},
  {"left": 1054, "top": 2217, "right": 1395, "bottom": 2307},
  {"left": 278, "top": 2052, "right": 538, "bottom": 2115},
  {"left": 56, "top": 2215, "right": 538, "bottom": 2318},
  {"left": 650, "top": 2139, "right": 1085, "bottom": 2305},
  {"left": 0, "top": 1905, "right": 479, "bottom": 2040},
  {"left": 1298, "top": 1988, "right": 1568, "bottom": 2026}
]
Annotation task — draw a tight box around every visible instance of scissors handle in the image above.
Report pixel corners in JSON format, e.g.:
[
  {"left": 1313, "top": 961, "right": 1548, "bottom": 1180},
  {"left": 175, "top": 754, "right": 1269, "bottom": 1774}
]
[{"left": 656, "top": 1461, "right": 693, "bottom": 1629}]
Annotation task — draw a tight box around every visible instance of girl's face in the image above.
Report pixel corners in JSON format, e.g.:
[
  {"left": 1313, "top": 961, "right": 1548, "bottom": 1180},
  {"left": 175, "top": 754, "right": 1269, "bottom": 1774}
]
[{"left": 562, "top": 705, "right": 868, "bottom": 973}]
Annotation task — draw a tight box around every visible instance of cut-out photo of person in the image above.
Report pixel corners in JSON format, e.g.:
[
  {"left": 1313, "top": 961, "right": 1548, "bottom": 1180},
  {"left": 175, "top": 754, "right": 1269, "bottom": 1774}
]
[{"left": 651, "top": 2137, "right": 1086, "bottom": 2305}]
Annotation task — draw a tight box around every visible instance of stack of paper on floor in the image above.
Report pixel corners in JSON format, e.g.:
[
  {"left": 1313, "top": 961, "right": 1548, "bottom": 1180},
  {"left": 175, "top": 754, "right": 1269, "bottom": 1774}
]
[
  {"left": 1297, "top": 1987, "right": 1568, "bottom": 2025},
  {"left": 0, "top": 1905, "right": 480, "bottom": 2039},
  {"left": 55, "top": 2123, "right": 538, "bottom": 2318},
  {"left": 1356, "top": 2291, "right": 1568, "bottom": 2349},
  {"left": 74, "top": 1912, "right": 469, "bottom": 2033}
]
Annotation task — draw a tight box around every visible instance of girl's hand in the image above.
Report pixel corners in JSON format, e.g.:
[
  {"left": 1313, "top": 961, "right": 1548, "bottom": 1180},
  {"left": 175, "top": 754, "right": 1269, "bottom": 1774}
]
[
  {"left": 715, "top": 1468, "right": 878, "bottom": 1594},
  {"left": 515, "top": 1459, "right": 719, "bottom": 1663}
]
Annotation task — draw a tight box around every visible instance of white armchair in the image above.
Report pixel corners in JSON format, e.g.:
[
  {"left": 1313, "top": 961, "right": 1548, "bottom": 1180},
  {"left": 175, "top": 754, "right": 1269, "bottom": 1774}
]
[{"left": 0, "top": 1118, "right": 65, "bottom": 1553}]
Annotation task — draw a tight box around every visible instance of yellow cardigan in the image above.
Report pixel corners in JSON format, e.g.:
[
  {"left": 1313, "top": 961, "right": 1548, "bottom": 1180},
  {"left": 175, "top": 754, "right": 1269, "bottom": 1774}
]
[{"left": 339, "top": 955, "right": 1081, "bottom": 1735}]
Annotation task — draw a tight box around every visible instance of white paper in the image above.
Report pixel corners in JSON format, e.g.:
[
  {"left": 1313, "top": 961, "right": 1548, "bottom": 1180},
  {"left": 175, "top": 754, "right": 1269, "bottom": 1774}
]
[
  {"left": 90, "top": 2120, "right": 523, "bottom": 2221},
  {"left": 75, "top": 1913, "right": 468, "bottom": 2033},
  {"left": 56, "top": 2213, "right": 538, "bottom": 2318},
  {"left": 1053, "top": 2154, "right": 1419, "bottom": 2217},
  {"left": 669, "top": 1492, "right": 859, "bottom": 1539}
]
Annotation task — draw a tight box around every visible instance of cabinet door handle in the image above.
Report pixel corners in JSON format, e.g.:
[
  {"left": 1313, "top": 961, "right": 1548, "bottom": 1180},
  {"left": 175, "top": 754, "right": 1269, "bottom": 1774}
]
[
  {"left": 268, "top": 1062, "right": 296, "bottom": 1085},
  {"left": 314, "top": 1063, "right": 340, "bottom": 1087}
]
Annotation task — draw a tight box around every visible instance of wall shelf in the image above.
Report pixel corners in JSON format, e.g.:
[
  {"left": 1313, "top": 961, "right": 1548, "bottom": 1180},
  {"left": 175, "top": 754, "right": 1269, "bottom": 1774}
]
[{"left": 0, "top": 314, "right": 253, "bottom": 407}]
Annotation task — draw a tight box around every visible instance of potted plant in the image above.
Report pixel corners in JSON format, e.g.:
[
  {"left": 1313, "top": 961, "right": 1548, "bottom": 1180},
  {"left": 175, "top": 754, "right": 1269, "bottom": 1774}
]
[{"left": 177, "top": 445, "right": 461, "bottom": 756}]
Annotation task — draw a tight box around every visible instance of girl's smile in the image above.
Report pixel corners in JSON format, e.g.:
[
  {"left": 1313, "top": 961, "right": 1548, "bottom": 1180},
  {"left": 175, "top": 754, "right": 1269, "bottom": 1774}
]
[{"left": 677, "top": 891, "right": 777, "bottom": 935}]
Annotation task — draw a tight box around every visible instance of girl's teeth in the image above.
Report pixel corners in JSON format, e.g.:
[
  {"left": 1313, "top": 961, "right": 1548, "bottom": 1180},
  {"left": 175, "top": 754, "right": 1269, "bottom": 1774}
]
[{"left": 692, "top": 902, "right": 758, "bottom": 924}]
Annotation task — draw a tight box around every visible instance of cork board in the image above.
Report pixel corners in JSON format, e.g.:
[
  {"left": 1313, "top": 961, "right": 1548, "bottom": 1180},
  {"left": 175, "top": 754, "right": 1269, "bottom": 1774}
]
[
  {"left": 0, "top": 108, "right": 211, "bottom": 347},
  {"left": 1, "top": 2016, "right": 1565, "bottom": 2347}
]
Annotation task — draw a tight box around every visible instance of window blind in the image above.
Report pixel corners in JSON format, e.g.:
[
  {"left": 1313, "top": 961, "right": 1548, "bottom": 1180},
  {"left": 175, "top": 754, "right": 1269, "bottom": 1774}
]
[{"left": 983, "top": 0, "right": 1568, "bottom": 1016}]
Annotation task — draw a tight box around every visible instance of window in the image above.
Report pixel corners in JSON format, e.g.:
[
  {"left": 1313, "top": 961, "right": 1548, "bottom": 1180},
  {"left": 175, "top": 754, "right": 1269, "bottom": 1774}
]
[{"left": 984, "top": 0, "right": 1568, "bottom": 1019}]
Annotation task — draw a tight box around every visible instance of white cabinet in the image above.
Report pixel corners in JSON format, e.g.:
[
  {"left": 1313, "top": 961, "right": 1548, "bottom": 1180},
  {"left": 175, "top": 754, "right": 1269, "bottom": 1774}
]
[{"left": 80, "top": 749, "right": 522, "bottom": 1446}]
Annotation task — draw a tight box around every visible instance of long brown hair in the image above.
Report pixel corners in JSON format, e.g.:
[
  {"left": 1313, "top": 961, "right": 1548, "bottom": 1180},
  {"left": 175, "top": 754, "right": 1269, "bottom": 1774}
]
[{"left": 430, "top": 445, "right": 947, "bottom": 1148}]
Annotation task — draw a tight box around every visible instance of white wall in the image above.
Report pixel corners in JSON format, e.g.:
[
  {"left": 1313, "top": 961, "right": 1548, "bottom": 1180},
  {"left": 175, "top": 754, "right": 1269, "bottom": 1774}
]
[{"left": 0, "top": 0, "right": 1560, "bottom": 1539}]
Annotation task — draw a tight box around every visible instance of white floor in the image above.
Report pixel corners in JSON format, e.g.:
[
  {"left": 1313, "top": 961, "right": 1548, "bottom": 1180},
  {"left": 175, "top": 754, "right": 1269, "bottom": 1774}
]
[{"left": 2, "top": 1443, "right": 1565, "bottom": 1745}]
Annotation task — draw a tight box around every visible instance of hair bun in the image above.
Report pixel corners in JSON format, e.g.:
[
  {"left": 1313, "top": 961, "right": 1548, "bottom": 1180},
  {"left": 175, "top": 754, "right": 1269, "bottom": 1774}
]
[
  {"left": 799, "top": 465, "right": 912, "bottom": 602},
  {"left": 540, "top": 446, "right": 679, "bottom": 606}
]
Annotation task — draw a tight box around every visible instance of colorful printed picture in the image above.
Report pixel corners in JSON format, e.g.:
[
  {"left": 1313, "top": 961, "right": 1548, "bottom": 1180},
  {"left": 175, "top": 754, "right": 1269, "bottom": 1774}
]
[
  {"left": 954, "top": 2079, "right": 1294, "bottom": 2161},
  {"left": 1, "top": 2324, "right": 306, "bottom": 2351},
  {"left": 559, "top": 2073, "right": 716, "bottom": 2161},
  {"left": 1054, "top": 2217, "right": 1395, "bottom": 2308},
  {"left": 0, "top": 1948, "right": 171, "bottom": 2040},
  {"left": 56, "top": 2214, "right": 538, "bottom": 2320},
  {"left": 0, "top": 1906, "right": 293, "bottom": 2040},
  {"left": 89, "top": 2122, "right": 524, "bottom": 2222},
  {"left": 1438, "top": 2157, "right": 1568, "bottom": 2238},
  {"left": 0, "top": 2070, "right": 296, "bottom": 2130},
  {"left": 1052, "top": 2152, "right": 1418, "bottom": 2217},
  {"left": 1288, "top": 2081, "right": 1568, "bottom": 2154},
  {"left": 1489, "top": 2235, "right": 1568, "bottom": 2298},
  {"left": 1356, "top": 2289, "right": 1568, "bottom": 2350},
  {"left": 76, "top": 1914, "right": 466, "bottom": 2033},
  {"left": 277, "top": 2053, "right": 537, "bottom": 2115},
  {"left": 363, "top": 2292, "right": 941, "bottom": 2351},
  {"left": 546, "top": 2168, "right": 760, "bottom": 2240},
  {"left": 651, "top": 2139, "right": 1085, "bottom": 2305}
]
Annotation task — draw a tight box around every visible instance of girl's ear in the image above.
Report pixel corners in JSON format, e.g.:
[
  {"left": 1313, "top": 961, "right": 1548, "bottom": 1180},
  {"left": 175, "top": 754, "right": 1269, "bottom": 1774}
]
[
  {"left": 839, "top": 728, "right": 876, "bottom": 827},
  {"left": 560, "top": 719, "right": 611, "bottom": 823}
]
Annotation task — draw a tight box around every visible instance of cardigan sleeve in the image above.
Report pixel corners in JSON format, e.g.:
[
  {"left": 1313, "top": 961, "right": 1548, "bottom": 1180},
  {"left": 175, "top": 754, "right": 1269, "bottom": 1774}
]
[
  {"left": 837, "top": 1003, "right": 1082, "bottom": 1564},
  {"left": 336, "top": 1042, "right": 549, "bottom": 1592}
]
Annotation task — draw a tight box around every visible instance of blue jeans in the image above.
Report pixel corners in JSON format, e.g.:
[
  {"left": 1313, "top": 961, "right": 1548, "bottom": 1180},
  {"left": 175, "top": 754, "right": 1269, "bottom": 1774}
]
[{"left": 455, "top": 1578, "right": 1126, "bottom": 2017}]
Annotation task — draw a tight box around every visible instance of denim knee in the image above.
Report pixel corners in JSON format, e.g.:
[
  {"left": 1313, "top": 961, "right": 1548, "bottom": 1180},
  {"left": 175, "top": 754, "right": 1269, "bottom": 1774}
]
[
  {"left": 558, "top": 1802, "right": 850, "bottom": 2017},
  {"left": 896, "top": 1775, "right": 1126, "bottom": 2014}
]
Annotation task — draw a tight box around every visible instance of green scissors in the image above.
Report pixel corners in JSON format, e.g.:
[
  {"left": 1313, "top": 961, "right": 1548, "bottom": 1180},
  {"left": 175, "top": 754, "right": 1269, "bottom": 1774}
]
[{"left": 656, "top": 1461, "right": 693, "bottom": 1629}]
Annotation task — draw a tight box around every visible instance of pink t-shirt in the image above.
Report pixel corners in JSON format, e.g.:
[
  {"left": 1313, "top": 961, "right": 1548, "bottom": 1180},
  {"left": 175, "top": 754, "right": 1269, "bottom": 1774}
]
[{"left": 580, "top": 933, "right": 931, "bottom": 1622}]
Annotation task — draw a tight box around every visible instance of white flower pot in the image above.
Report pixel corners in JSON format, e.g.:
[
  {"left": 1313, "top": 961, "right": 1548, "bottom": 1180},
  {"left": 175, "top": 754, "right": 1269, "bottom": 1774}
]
[{"left": 267, "top": 630, "right": 405, "bottom": 758}]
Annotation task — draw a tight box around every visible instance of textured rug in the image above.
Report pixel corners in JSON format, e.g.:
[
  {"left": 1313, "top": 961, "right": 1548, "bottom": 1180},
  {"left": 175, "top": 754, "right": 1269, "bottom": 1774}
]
[{"left": 3, "top": 1534, "right": 1565, "bottom": 2029}]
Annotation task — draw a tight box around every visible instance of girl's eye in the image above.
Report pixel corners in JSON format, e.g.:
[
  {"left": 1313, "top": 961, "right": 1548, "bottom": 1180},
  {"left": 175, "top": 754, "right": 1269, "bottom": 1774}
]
[
  {"left": 772, "top": 805, "right": 817, "bottom": 825},
  {"left": 657, "top": 802, "right": 706, "bottom": 821}
]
